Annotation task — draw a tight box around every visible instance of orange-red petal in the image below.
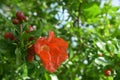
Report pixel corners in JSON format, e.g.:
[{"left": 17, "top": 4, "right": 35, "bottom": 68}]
[
  {"left": 48, "top": 31, "right": 54, "bottom": 42},
  {"left": 38, "top": 50, "right": 56, "bottom": 73}
]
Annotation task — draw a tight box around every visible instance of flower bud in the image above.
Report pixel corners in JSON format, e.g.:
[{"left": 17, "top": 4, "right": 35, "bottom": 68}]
[
  {"left": 26, "top": 26, "right": 34, "bottom": 33},
  {"left": 12, "top": 18, "right": 19, "bottom": 25},
  {"left": 26, "top": 45, "right": 35, "bottom": 62},
  {"left": 16, "top": 11, "right": 26, "bottom": 22},
  {"left": 4, "top": 32, "right": 15, "bottom": 41}
]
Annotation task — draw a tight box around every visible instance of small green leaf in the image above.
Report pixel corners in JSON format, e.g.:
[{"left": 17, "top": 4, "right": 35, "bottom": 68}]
[
  {"left": 15, "top": 48, "right": 21, "bottom": 65},
  {"left": 21, "top": 64, "right": 28, "bottom": 78}
]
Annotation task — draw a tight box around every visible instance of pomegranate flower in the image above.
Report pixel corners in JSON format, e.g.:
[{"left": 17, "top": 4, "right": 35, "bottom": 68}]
[{"left": 33, "top": 31, "right": 68, "bottom": 73}]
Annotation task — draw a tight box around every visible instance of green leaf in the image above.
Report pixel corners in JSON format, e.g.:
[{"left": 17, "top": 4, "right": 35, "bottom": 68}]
[
  {"left": 84, "top": 4, "right": 101, "bottom": 17},
  {"left": 21, "top": 64, "right": 28, "bottom": 79},
  {"left": 15, "top": 48, "right": 21, "bottom": 65}
]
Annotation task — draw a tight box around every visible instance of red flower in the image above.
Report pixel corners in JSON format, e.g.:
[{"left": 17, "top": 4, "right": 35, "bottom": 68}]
[
  {"left": 33, "top": 31, "right": 68, "bottom": 73},
  {"left": 4, "top": 32, "right": 15, "bottom": 41}
]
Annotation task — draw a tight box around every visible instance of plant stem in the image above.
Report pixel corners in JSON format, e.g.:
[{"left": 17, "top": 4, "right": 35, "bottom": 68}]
[{"left": 20, "top": 24, "right": 22, "bottom": 33}]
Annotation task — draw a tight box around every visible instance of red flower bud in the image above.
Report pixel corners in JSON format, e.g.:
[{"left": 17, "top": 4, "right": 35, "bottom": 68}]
[
  {"left": 26, "top": 53, "right": 34, "bottom": 62},
  {"left": 12, "top": 18, "right": 19, "bottom": 25},
  {"left": 26, "top": 45, "right": 35, "bottom": 62},
  {"left": 16, "top": 11, "right": 26, "bottom": 22},
  {"left": 4, "top": 32, "right": 15, "bottom": 41},
  {"left": 104, "top": 69, "right": 112, "bottom": 76},
  {"left": 26, "top": 26, "right": 34, "bottom": 33},
  {"left": 23, "top": 16, "right": 27, "bottom": 21}
]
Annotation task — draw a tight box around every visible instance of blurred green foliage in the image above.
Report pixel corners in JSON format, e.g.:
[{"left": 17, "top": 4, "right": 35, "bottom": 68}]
[{"left": 0, "top": 0, "right": 120, "bottom": 80}]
